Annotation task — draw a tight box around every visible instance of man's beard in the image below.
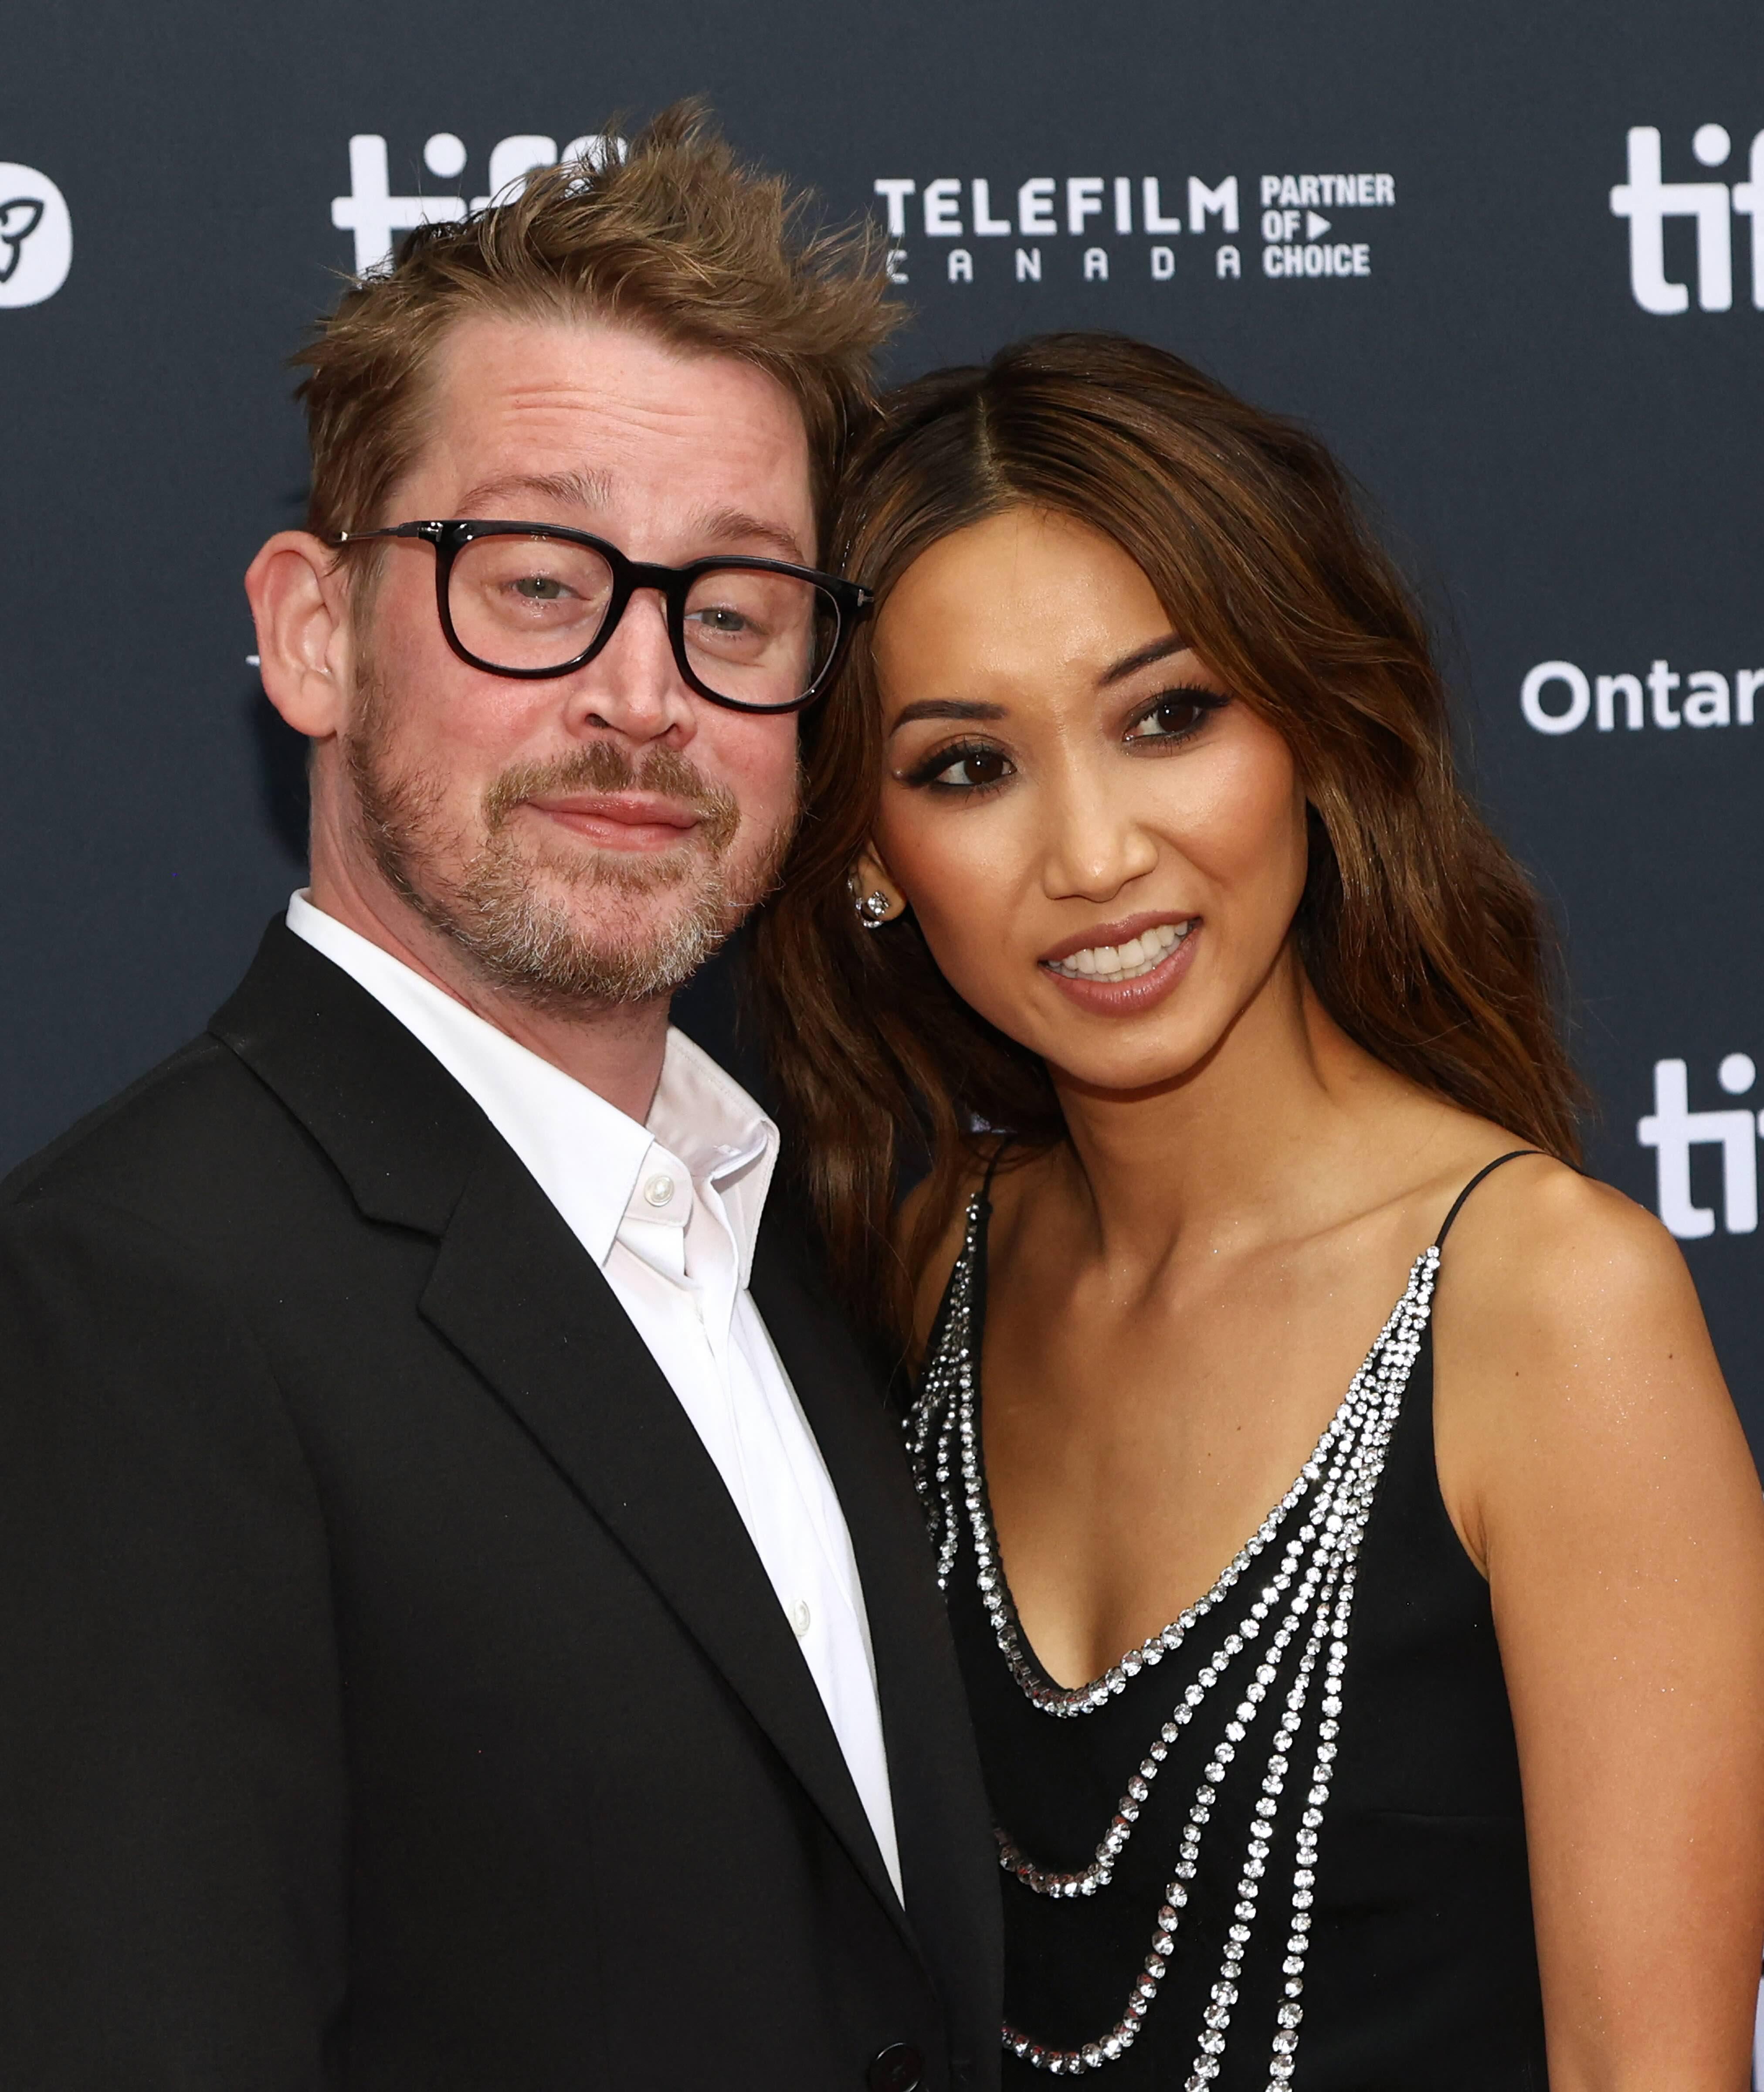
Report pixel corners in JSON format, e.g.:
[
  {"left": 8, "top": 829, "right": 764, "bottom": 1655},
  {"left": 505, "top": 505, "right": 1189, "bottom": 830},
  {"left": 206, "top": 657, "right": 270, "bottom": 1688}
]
[{"left": 343, "top": 668, "right": 795, "bottom": 1011}]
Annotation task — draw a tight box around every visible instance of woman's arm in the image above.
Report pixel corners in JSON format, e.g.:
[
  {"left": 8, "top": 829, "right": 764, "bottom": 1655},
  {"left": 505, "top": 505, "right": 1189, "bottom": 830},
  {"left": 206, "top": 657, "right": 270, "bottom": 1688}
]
[{"left": 1436, "top": 1165, "right": 1764, "bottom": 2092}]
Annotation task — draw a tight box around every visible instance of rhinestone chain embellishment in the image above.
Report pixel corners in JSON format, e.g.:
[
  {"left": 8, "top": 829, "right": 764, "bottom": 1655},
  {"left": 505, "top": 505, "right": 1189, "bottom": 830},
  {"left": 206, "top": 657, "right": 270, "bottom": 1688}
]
[{"left": 906, "top": 1195, "right": 1439, "bottom": 2084}]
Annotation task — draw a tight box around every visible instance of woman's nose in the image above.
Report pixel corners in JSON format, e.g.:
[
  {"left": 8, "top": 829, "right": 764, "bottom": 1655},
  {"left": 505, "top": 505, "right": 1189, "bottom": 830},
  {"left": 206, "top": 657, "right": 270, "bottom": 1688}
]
[{"left": 1038, "top": 763, "right": 1160, "bottom": 902}]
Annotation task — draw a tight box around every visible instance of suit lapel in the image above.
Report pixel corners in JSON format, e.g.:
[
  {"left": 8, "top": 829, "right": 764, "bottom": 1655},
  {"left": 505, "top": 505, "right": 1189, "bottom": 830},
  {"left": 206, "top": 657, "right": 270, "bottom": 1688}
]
[
  {"left": 415, "top": 1139, "right": 910, "bottom": 1933},
  {"left": 212, "top": 923, "right": 913, "bottom": 1945},
  {"left": 751, "top": 1219, "right": 1004, "bottom": 2042}
]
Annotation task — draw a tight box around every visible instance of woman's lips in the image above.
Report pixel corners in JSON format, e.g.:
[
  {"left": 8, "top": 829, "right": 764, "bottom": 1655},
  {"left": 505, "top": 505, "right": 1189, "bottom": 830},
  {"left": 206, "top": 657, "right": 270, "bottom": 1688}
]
[
  {"left": 524, "top": 793, "right": 703, "bottom": 853},
  {"left": 1038, "top": 917, "right": 1200, "bottom": 1013}
]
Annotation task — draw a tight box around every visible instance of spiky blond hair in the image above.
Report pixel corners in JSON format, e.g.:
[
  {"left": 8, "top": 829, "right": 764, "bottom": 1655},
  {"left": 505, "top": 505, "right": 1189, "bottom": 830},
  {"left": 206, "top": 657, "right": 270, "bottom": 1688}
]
[{"left": 295, "top": 101, "right": 899, "bottom": 558}]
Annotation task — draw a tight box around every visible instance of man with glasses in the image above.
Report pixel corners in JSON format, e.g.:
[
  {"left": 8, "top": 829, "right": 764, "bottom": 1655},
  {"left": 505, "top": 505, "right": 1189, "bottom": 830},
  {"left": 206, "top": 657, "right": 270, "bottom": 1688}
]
[{"left": 0, "top": 107, "right": 997, "bottom": 2092}]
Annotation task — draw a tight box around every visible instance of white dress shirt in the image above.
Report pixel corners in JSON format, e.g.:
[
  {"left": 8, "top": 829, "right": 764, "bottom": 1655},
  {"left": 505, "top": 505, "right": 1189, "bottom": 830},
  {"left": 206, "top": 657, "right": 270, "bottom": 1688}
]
[{"left": 286, "top": 893, "right": 903, "bottom": 1901}]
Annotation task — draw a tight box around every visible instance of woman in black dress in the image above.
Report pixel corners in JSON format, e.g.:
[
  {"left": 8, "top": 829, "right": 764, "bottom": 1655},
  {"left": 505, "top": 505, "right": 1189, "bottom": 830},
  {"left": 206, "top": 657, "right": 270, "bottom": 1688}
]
[{"left": 754, "top": 334, "right": 1764, "bottom": 2089}]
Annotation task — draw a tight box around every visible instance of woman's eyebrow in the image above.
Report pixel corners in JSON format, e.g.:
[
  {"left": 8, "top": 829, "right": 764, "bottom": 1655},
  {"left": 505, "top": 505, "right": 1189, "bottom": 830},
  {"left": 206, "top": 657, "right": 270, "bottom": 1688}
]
[
  {"left": 887, "top": 699, "right": 1009, "bottom": 733},
  {"left": 1099, "top": 634, "right": 1190, "bottom": 687}
]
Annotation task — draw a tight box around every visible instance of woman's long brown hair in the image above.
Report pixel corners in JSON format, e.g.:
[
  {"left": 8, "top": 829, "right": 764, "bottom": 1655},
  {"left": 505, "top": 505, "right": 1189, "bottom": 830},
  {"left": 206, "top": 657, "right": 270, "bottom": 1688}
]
[{"left": 750, "top": 332, "right": 1583, "bottom": 1336}]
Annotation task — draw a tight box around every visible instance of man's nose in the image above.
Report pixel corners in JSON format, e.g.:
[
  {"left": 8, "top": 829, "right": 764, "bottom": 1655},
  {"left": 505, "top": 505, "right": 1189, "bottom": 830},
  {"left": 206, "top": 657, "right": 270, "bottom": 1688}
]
[{"left": 567, "top": 588, "right": 696, "bottom": 742}]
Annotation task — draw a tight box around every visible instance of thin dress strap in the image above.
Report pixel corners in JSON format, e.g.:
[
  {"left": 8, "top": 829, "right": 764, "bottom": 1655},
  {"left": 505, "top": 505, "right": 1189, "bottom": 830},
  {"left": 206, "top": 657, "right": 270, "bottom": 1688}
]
[
  {"left": 978, "top": 1134, "right": 1013, "bottom": 1206},
  {"left": 1433, "top": 1148, "right": 1543, "bottom": 1249}
]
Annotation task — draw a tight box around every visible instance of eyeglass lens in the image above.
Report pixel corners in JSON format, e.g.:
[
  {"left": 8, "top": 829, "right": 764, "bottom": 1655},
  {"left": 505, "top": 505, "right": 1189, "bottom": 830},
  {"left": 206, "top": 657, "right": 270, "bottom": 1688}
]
[{"left": 447, "top": 533, "right": 841, "bottom": 706}]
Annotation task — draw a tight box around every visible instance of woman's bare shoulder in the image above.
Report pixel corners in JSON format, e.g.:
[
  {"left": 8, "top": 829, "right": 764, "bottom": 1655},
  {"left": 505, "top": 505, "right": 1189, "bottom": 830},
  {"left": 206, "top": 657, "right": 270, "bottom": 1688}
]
[
  {"left": 1436, "top": 1152, "right": 1709, "bottom": 1356},
  {"left": 898, "top": 1141, "right": 1052, "bottom": 1351},
  {"left": 1430, "top": 1150, "right": 1746, "bottom": 1565}
]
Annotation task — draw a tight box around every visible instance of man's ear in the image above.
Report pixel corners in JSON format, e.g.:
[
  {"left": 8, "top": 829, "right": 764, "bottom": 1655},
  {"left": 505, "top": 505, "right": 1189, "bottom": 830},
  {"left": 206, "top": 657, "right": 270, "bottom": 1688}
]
[{"left": 244, "top": 531, "right": 356, "bottom": 741}]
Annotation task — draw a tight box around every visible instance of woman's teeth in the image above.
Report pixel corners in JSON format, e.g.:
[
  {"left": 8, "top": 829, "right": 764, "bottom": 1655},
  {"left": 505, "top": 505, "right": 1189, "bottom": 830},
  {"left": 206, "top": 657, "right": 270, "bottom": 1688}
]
[{"left": 1044, "top": 920, "right": 1193, "bottom": 982}]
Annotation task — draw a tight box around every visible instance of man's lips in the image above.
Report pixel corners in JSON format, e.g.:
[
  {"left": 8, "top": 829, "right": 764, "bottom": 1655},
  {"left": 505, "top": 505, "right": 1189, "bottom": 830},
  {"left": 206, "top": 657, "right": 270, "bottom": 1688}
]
[{"left": 522, "top": 791, "right": 706, "bottom": 852}]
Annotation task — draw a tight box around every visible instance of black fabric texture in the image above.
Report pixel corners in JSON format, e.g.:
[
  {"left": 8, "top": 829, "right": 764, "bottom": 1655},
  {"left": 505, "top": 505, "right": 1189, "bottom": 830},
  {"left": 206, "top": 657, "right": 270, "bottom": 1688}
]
[
  {"left": 0, "top": 918, "right": 1001, "bottom": 2092},
  {"left": 941, "top": 1194, "right": 1548, "bottom": 2091}
]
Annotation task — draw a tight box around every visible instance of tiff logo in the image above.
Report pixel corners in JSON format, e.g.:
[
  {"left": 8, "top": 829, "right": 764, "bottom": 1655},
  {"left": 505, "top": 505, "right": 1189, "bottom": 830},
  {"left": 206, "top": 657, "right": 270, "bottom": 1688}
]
[
  {"left": 332, "top": 131, "right": 623, "bottom": 275},
  {"left": 1611, "top": 124, "right": 1764, "bottom": 313},
  {"left": 1638, "top": 1054, "right": 1761, "bottom": 1238}
]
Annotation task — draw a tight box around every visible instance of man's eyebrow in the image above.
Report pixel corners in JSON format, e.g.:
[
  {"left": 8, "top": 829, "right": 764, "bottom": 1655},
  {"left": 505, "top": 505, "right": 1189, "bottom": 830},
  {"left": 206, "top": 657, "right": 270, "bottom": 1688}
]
[
  {"left": 1098, "top": 634, "right": 1191, "bottom": 687},
  {"left": 445, "top": 482, "right": 809, "bottom": 564},
  {"left": 887, "top": 699, "right": 1009, "bottom": 734},
  {"left": 690, "top": 507, "right": 811, "bottom": 565},
  {"left": 454, "top": 468, "right": 615, "bottom": 516}
]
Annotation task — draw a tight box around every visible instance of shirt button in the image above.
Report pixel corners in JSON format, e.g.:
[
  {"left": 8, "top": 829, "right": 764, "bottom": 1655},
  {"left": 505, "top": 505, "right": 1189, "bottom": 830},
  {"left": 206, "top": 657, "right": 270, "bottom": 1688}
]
[
  {"left": 789, "top": 1598, "right": 812, "bottom": 1639},
  {"left": 642, "top": 1173, "right": 675, "bottom": 1208}
]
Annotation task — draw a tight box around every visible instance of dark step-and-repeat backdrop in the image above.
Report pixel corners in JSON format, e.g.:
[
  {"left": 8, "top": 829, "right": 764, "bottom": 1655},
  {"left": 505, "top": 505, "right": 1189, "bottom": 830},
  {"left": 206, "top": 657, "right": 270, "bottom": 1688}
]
[{"left": 4, "top": 5, "right": 1760, "bottom": 1456}]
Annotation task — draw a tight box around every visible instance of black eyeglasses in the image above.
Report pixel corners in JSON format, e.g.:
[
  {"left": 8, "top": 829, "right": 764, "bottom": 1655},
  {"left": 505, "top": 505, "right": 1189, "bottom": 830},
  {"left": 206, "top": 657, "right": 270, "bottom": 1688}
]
[{"left": 329, "top": 518, "right": 872, "bottom": 716}]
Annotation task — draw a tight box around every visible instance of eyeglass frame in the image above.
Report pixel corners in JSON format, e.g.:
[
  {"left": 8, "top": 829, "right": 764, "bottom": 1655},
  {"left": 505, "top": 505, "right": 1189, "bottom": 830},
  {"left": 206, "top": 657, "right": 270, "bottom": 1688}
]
[{"left": 327, "top": 517, "right": 873, "bottom": 716}]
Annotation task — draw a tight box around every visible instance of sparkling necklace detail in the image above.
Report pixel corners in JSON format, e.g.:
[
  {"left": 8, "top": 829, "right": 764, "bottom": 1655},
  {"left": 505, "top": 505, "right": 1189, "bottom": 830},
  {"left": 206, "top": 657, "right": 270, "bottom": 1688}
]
[{"left": 906, "top": 1193, "right": 1439, "bottom": 2085}]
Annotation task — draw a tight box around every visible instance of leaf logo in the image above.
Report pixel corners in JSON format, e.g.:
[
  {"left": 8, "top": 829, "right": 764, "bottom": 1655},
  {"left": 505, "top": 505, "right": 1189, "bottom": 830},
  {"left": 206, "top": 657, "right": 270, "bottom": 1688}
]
[
  {"left": 0, "top": 166, "right": 69, "bottom": 306},
  {"left": 0, "top": 197, "right": 45, "bottom": 285}
]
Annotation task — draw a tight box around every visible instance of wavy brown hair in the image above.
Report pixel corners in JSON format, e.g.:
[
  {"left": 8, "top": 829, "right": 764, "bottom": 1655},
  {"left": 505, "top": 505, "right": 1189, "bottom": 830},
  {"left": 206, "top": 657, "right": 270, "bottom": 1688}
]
[{"left": 750, "top": 332, "right": 1583, "bottom": 1334}]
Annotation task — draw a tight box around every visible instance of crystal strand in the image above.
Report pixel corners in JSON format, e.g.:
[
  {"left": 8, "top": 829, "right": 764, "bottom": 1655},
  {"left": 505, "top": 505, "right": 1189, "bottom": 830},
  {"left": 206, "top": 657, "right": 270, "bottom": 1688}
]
[
  {"left": 1184, "top": 1392, "right": 1387, "bottom": 2088},
  {"left": 966, "top": 1392, "right": 1360, "bottom": 1716},
  {"left": 1258, "top": 1251, "right": 1435, "bottom": 2088},
  {"left": 977, "top": 1289, "right": 1420, "bottom": 1720},
  {"left": 909, "top": 1195, "right": 1440, "bottom": 2078},
  {"left": 1181, "top": 1563, "right": 1340, "bottom": 2089},
  {"left": 904, "top": 1197, "right": 982, "bottom": 1589},
  {"left": 997, "top": 1404, "right": 1364, "bottom": 1895},
  {"left": 1018, "top": 1286, "right": 1427, "bottom": 2075},
  {"left": 1178, "top": 1381, "right": 1400, "bottom": 2090},
  {"left": 931, "top": 1321, "right": 965, "bottom": 1588},
  {"left": 1002, "top": 1529, "right": 1343, "bottom": 2074}
]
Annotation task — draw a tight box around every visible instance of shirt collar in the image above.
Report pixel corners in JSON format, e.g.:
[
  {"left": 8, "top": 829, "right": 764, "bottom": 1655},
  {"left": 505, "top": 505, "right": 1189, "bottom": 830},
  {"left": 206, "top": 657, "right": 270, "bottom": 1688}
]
[
  {"left": 285, "top": 893, "right": 778, "bottom": 1280},
  {"left": 651, "top": 1027, "right": 778, "bottom": 1288}
]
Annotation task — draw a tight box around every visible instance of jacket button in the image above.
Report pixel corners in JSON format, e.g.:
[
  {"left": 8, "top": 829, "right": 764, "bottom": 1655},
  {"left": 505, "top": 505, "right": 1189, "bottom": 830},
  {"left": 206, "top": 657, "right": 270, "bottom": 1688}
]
[{"left": 866, "top": 2044, "right": 926, "bottom": 2092}]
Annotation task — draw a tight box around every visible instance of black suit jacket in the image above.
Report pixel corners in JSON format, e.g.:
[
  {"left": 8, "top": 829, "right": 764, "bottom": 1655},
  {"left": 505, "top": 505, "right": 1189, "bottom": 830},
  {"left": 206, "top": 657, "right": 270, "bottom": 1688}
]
[{"left": 0, "top": 922, "right": 1001, "bottom": 2092}]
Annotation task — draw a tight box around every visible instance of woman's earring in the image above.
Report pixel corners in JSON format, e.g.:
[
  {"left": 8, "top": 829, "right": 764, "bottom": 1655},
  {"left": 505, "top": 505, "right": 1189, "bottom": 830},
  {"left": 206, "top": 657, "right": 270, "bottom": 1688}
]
[{"left": 854, "top": 887, "right": 895, "bottom": 931}]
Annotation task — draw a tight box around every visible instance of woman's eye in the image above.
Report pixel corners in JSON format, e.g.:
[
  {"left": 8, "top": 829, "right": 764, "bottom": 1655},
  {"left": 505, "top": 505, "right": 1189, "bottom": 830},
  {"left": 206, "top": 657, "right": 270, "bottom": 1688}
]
[
  {"left": 915, "top": 744, "right": 1015, "bottom": 791},
  {"left": 1123, "top": 689, "right": 1228, "bottom": 745}
]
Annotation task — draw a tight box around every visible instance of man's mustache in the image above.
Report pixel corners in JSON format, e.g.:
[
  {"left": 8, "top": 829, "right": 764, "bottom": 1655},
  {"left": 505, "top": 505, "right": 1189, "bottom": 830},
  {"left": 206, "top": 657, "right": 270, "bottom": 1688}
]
[{"left": 483, "top": 742, "right": 742, "bottom": 854}]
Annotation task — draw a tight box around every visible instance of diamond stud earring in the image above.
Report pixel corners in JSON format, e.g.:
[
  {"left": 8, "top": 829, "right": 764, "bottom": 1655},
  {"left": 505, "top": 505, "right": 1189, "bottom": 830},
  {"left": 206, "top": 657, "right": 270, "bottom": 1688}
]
[{"left": 855, "top": 887, "right": 894, "bottom": 930}]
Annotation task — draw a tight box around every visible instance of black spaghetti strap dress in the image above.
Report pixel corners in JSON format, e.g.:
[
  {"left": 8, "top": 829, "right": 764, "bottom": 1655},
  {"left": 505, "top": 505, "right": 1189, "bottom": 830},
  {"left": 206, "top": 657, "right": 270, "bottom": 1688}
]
[{"left": 909, "top": 1153, "right": 1550, "bottom": 2091}]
